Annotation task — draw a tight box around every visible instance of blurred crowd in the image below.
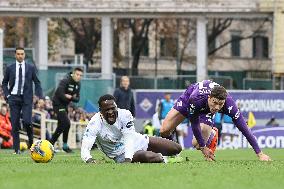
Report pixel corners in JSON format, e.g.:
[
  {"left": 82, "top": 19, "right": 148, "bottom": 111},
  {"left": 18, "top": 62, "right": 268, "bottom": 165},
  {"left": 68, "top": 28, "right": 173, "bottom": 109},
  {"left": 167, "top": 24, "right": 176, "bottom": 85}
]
[{"left": 31, "top": 95, "right": 93, "bottom": 125}]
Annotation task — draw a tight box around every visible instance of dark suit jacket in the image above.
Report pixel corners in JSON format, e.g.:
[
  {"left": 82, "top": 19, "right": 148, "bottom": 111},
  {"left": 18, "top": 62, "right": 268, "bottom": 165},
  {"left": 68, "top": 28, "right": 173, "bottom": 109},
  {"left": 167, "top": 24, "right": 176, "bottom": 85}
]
[{"left": 1, "top": 62, "right": 43, "bottom": 104}]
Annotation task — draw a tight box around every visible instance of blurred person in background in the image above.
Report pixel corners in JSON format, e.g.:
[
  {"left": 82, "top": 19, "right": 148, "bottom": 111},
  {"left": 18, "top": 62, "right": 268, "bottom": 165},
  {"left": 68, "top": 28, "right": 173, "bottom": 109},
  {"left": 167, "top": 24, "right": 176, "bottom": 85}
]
[
  {"left": 0, "top": 87, "right": 5, "bottom": 101},
  {"left": 158, "top": 93, "right": 174, "bottom": 123},
  {"left": 32, "top": 99, "right": 50, "bottom": 125},
  {"left": 0, "top": 104, "right": 13, "bottom": 148},
  {"left": 49, "top": 67, "right": 83, "bottom": 153},
  {"left": 44, "top": 96, "right": 53, "bottom": 112},
  {"left": 221, "top": 114, "right": 237, "bottom": 142},
  {"left": 113, "top": 76, "right": 135, "bottom": 117},
  {"left": 152, "top": 112, "right": 161, "bottom": 136},
  {"left": 176, "top": 118, "right": 189, "bottom": 149},
  {"left": 157, "top": 92, "right": 176, "bottom": 141}
]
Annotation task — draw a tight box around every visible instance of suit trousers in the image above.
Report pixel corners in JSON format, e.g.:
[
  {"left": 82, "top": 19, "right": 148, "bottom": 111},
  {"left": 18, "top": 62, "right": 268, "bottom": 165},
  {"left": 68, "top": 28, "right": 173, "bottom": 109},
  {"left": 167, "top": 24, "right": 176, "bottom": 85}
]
[{"left": 8, "top": 95, "right": 33, "bottom": 151}]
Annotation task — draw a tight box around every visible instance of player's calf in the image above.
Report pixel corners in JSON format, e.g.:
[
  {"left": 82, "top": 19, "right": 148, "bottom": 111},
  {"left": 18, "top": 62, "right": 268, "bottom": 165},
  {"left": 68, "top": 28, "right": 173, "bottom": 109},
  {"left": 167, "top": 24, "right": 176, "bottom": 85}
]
[
  {"left": 147, "top": 136, "right": 182, "bottom": 156},
  {"left": 132, "top": 151, "right": 164, "bottom": 163}
]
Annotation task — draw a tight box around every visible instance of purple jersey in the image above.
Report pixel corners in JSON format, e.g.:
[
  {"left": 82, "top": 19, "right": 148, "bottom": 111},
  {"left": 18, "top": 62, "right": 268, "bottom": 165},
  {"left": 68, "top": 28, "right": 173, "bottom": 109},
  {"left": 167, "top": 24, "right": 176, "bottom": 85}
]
[{"left": 174, "top": 80, "right": 261, "bottom": 154}]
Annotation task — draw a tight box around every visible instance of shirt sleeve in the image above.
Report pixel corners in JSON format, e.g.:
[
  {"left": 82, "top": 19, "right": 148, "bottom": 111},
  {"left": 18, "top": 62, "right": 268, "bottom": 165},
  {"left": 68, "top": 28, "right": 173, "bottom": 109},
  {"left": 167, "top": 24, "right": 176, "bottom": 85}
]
[
  {"left": 56, "top": 78, "right": 70, "bottom": 103},
  {"left": 224, "top": 97, "right": 261, "bottom": 154},
  {"left": 188, "top": 97, "right": 206, "bottom": 148},
  {"left": 190, "top": 115, "right": 206, "bottom": 148},
  {"left": 120, "top": 110, "right": 137, "bottom": 160},
  {"left": 81, "top": 117, "right": 99, "bottom": 162}
]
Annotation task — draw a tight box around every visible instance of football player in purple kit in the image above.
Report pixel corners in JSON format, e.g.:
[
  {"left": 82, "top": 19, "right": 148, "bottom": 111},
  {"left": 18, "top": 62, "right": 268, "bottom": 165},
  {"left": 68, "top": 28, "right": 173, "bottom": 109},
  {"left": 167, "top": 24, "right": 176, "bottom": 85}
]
[{"left": 160, "top": 80, "right": 271, "bottom": 161}]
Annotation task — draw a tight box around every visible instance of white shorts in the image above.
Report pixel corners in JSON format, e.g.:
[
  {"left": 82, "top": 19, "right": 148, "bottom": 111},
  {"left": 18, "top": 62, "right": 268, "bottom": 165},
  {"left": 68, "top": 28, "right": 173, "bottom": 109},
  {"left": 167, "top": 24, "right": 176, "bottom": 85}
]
[
  {"left": 114, "top": 134, "right": 149, "bottom": 163},
  {"left": 176, "top": 123, "right": 188, "bottom": 135}
]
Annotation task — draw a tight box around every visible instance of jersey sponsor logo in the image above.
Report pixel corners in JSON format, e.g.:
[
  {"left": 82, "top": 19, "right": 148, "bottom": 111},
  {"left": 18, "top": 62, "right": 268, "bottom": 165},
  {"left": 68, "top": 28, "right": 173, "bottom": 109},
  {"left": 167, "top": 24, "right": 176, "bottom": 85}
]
[
  {"left": 199, "top": 89, "right": 211, "bottom": 95},
  {"left": 114, "top": 142, "right": 123, "bottom": 150},
  {"left": 234, "top": 109, "right": 240, "bottom": 119},
  {"left": 126, "top": 121, "right": 134, "bottom": 128},
  {"left": 206, "top": 113, "right": 213, "bottom": 123},
  {"left": 198, "top": 81, "right": 219, "bottom": 95},
  {"left": 68, "top": 87, "right": 74, "bottom": 91}
]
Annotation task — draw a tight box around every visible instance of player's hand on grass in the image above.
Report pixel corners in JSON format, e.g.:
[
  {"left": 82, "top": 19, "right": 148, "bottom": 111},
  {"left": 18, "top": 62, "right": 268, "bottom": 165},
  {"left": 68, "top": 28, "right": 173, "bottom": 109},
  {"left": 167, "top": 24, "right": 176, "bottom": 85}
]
[
  {"left": 201, "top": 147, "right": 215, "bottom": 161},
  {"left": 86, "top": 158, "right": 96, "bottom": 164},
  {"left": 257, "top": 152, "right": 272, "bottom": 161}
]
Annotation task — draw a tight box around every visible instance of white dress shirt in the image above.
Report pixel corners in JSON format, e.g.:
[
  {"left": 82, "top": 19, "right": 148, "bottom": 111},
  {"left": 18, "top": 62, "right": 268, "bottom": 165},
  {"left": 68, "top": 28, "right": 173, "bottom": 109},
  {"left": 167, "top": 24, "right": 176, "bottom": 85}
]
[{"left": 11, "top": 60, "right": 25, "bottom": 95}]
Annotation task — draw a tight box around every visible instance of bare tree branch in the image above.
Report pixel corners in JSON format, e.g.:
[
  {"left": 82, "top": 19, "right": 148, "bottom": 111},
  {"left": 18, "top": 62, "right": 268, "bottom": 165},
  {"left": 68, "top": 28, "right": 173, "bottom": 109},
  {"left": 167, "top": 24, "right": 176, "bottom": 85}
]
[
  {"left": 63, "top": 18, "right": 80, "bottom": 38},
  {"left": 208, "top": 18, "right": 268, "bottom": 55}
]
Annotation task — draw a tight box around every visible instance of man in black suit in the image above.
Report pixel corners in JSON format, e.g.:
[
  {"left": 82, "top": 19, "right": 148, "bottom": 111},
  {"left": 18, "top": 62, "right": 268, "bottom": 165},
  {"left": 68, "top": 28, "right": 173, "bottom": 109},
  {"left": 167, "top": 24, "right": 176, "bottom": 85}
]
[{"left": 1, "top": 47, "right": 43, "bottom": 154}]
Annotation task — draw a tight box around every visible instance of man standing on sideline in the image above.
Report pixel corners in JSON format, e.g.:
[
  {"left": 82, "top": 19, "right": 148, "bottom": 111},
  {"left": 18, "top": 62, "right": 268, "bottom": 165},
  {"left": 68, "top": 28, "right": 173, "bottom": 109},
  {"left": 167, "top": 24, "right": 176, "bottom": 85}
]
[
  {"left": 113, "top": 76, "right": 135, "bottom": 117},
  {"left": 50, "top": 67, "right": 83, "bottom": 153},
  {"left": 1, "top": 47, "right": 43, "bottom": 154}
]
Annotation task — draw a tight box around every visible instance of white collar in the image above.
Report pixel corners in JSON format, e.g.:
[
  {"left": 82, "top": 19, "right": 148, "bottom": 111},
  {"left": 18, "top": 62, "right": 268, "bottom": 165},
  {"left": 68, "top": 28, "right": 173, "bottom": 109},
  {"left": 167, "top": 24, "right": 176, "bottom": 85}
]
[{"left": 16, "top": 60, "right": 25, "bottom": 65}]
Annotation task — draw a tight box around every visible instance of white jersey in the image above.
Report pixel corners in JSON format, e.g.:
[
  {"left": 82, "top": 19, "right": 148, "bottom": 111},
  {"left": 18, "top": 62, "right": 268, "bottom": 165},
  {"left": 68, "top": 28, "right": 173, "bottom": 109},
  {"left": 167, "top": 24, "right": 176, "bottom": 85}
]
[{"left": 81, "top": 109, "right": 148, "bottom": 163}]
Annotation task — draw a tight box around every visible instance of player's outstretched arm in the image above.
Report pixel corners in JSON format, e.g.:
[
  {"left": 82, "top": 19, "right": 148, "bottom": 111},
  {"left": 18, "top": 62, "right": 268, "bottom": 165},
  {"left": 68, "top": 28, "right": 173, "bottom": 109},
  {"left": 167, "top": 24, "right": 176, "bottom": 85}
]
[
  {"left": 225, "top": 98, "right": 272, "bottom": 161},
  {"left": 81, "top": 123, "right": 98, "bottom": 163}
]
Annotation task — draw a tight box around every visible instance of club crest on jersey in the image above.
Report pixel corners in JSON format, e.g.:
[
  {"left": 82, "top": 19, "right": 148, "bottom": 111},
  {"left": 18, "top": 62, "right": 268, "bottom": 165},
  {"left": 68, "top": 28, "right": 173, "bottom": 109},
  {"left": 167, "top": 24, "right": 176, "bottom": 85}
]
[{"left": 199, "top": 89, "right": 211, "bottom": 95}]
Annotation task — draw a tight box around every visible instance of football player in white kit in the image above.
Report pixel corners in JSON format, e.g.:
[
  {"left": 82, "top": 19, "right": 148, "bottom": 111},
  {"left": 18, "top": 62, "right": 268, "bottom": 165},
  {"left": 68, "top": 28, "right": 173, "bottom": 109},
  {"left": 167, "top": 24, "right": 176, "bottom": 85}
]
[{"left": 81, "top": 94, "right": 182, "bottom": 163}]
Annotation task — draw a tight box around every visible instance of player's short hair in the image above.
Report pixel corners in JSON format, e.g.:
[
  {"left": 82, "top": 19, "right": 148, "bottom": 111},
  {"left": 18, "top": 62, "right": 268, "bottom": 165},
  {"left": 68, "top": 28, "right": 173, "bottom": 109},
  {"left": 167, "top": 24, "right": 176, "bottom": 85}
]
[
  {"left": 73, "top": 67, "right": 83, "bottom": 73},
  {"left": 98, "top": 94, "right": 116, "bottom": 107},
  {"left": 210, "top": 85, "right": 227, "bottom": 100},
  {"left": 15, "top": 47, "right": 25, "bottom": 53}
]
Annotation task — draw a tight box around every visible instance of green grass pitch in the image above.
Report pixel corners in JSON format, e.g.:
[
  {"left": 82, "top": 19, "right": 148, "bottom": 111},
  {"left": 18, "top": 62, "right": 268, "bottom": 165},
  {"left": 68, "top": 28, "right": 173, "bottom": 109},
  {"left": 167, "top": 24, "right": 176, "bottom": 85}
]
[{"left": 0, "top": 148, "right": 283, "bottom": 189}]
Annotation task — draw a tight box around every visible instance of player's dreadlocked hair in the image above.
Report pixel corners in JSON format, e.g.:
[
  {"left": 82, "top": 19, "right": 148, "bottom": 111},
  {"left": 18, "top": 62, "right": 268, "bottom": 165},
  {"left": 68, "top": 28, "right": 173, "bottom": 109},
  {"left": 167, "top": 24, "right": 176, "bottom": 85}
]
[
  {"left": 210, "top": 85, "right": 228, "bottom": 100},
  {"left": 98, "top": 94, "right": 116, "bottom": 107}
]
